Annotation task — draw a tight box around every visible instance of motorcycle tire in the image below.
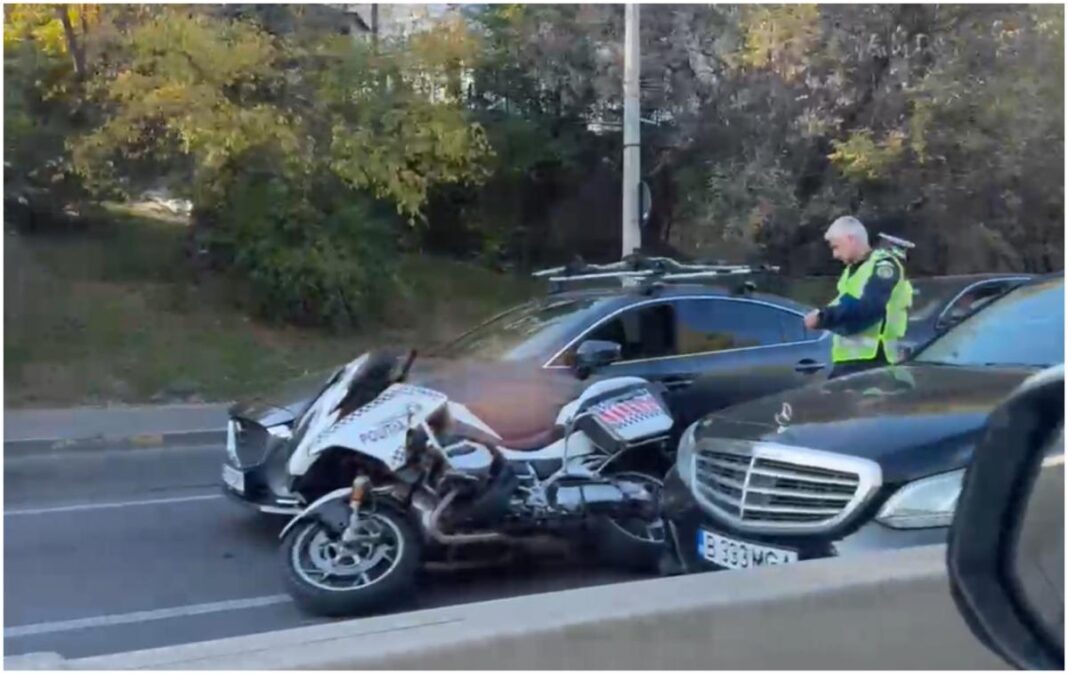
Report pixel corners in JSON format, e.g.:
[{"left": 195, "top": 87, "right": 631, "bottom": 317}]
[
  {"left": 281, "top": 505, "right": 421, "bottom": 617},
  {"left": 594, "top": 470, "right": 667, "bottom": 573}
]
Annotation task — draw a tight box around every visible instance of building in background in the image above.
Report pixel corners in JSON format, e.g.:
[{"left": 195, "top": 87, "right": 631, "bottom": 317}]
[{"left": 341, "top": 4, "right": 456, "bottom": 40}]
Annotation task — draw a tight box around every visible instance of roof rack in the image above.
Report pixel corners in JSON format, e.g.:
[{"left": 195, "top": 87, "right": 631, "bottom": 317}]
[{"left": 532, "top": 254, "right": 781, "bottom": 294}]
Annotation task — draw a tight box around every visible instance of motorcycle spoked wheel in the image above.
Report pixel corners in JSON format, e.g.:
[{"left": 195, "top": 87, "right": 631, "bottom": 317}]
[
  {"left": 594, "top": 470, "right": 667, "bottom": 573},
  {"left": 281, "top": 505, "right": 421, "bottom": 617}
]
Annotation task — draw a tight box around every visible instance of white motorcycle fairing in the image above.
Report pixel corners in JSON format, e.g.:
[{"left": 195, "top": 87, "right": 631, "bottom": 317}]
[
  {"left": 286, "top": 353, "right": 369, "bottom": 473},
  {"left": 288, "top": 379, "right": 448, "bottom": 476},
  {"left": 497, "top": 433, "right": 596, "bottom": 462},
  {"left": 287, "top": 368, "right": 669, "bottom": 478},
  {"left": 554, "top": 376, "right": 651, "bottom": 426}
]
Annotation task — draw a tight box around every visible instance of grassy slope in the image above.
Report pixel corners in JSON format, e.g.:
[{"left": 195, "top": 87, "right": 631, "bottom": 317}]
[{"left": 4, "top": 209, "right": 538, "bottom": 408}]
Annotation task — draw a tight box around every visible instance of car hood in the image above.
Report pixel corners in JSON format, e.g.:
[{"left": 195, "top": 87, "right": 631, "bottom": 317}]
[
  {"left": 694, "top": 365, "right": 1037, "bottom": 483},
  {"left": 229, "top": 367, "right": 339, "bottom": 426}
]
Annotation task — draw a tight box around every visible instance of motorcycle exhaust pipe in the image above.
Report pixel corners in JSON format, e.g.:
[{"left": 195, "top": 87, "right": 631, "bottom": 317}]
[{"left": 421, "top": 489, "right": 508, "bottom": 546}]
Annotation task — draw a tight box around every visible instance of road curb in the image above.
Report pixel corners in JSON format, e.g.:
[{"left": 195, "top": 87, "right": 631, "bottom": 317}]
[
  {"left": 5, "top": 652, "right": 69, "bottom": 670},
  {"left": 4, "top": 429, "right": 225, "bottom": 458}
]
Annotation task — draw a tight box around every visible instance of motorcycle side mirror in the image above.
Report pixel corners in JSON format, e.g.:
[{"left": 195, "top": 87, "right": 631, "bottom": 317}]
[
  {"left": 574, "top": 340, "right": 622, "bottom": 380},
  {"left": 947, "top": 364, "right": 1064, "bottom": 670}
]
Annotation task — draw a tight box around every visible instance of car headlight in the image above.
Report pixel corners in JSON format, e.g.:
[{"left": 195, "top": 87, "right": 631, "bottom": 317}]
[
  {"left": 876, "top": 469, "right": 965, "bottom": 529},
  {"left": 226, "top": 420, "right": 239, "bottom": 464},
  {"left": 266, "top": 424, "right": 293, "bottom": 439},
  {"left": 676, "top": 422, "right": 699, "bottom": 488}
]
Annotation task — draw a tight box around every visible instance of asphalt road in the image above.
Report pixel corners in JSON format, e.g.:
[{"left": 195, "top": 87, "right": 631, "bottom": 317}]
[{"left": 4, "top": 443, "right": 642, "bottom": 659}]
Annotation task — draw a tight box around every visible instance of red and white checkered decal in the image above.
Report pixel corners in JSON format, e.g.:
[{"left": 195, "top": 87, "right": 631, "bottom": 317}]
[{"left": 591, "top": 390, "right": 666, "bottom": 428}]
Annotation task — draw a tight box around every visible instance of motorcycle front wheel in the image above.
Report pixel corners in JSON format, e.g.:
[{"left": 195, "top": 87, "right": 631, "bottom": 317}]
[
  {"left": 594, "top": 470, "right": 667, "bottom": 573},
  {"left": 281, "top": 505, "right": 421, "bottom": 617}
]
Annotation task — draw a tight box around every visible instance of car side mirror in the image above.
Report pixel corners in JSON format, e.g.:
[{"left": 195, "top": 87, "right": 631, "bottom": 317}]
[
  {"left": 948, "top": 364, "right": 1064, "bottom": 670},
  {"left": 574, "top": 340, "right": 622, "bottom": 380}
]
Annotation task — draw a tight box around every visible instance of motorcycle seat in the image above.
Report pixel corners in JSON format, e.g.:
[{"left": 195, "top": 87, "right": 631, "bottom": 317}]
[
  {"left": 462, "top": 396, "right": 569, "bottom": 451},
  {"left": 495, "top": 426, "right": 565, "bottom": 452},
  {"left": 412, "top": 360, "right": 581, "bottom": 453}
]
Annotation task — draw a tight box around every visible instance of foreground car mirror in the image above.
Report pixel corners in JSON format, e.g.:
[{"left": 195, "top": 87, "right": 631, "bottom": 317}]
[
  {"left": 948, "top": 364, "right": 1064, "bottom": 670},
  {"left": 574, "top": 340, "right": 622, "bottom": 379}
]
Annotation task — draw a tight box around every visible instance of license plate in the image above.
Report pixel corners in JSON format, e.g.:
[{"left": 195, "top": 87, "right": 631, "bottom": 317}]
[
  {"left": 222, "top": 464, "right": 245, "bottom": 493},
  {"left": 698, "top": 529, "right": 798, "bottom": 570}
]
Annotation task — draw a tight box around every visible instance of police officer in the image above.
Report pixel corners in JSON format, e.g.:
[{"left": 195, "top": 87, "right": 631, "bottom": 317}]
[{"left": 803, "top": 216, "right": 913, "bottom": 379}]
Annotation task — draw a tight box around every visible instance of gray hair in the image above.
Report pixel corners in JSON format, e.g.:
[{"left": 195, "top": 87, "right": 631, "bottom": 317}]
[{"left": 824, "top": 216, "right": 868, "bottom": 246}]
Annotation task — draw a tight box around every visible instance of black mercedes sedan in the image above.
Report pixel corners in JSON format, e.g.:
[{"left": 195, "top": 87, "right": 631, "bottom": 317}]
[{"left": 659, "top": 274, "right": 1064, "bottom": 575}]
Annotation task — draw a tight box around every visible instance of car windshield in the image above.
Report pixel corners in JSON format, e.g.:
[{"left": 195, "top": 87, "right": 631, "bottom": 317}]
[
  {"left": 915, "top": 278, "right": 1064, "bottom": 368},
  {"left": 434, "top": 297, "right": 605, "bottom": 362}
]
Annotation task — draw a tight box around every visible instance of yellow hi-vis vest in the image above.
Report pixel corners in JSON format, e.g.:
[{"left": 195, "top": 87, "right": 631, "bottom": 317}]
[{"left": 829, "top": 249, "right": 913, "bottom": 364}]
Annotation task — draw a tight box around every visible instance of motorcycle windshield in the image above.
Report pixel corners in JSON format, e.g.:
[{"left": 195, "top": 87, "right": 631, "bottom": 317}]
[{"left": 288, "top": 353, "right": 375, "bottom": 458}]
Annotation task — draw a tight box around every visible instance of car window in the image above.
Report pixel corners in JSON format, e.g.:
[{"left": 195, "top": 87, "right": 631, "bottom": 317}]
[
  {"left": 780, "top": 311, "right": 812, "bottom": 343},
  {"left": 908, "top": 280, "right": 965, "bottom": 323},
  {"left": 674, "top": 299, "right": 796, "bottom": 355},
  {"left": 436, "top": 297, "right": 606, "bottom": 362},
  {"left": 579, "top": 302, "right": 677, "bottom": 363},
  {"left": 941, "top": 281, "right": 1017, "bottom": 325},
  {"left": 917, "top": 279, "right": 1064, "bottom": 368}
]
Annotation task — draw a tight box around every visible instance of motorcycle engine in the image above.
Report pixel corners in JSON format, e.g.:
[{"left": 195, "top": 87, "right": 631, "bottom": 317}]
[{"left": 442, "top": 441, "right": 494, "bottom": 475}]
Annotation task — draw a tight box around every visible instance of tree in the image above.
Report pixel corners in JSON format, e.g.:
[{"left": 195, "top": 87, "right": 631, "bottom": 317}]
[
  {"left": 641, "top": 4, "right": 1063, "bottom": 273},
  {"left": 63, "top": 8, "right": 495, "bottom": 326}
]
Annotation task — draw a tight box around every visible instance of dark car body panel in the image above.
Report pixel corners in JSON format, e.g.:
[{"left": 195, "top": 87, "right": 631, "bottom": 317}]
[{"left": 694, "top": 365, "right": 1036, "bottom": 483}]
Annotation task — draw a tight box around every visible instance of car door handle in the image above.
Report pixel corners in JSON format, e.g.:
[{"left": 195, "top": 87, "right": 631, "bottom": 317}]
[
  {"left": 663, "top": 377, "right": 693, "bottom": 390},
  {"left": 795, "top": 359, "right": 825, "bottom": 374}
]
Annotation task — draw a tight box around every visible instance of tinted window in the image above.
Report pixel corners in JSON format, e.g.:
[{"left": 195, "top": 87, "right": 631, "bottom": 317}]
[
  {"left": 917, "top": 279, "right": 1064, "bottom": 368},
  {"left": 438, "top": 298, "right": 606, "bottom": 362},
  {"left": 581, "top": 302, "right": 676, "bottom": 362},
  {"left": 780, "top": 311, "right": 810, "bottom": 342},
  {"left": 909, "top": 279, "right": 969, "bottom": 322},
  {"left": 941, "top": 281, "right": 1018, "bottom": 325},
  {"left": 674, "top": 299, "right": 793, "bottom": 354}
]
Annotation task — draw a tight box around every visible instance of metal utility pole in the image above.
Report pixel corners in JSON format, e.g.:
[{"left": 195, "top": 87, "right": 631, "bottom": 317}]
[
  {"left": 371, "top": 4, "right": 379, "bottom": 49},
  {"left": 621, "top": 3, "right": 642, "bottom": 258}
]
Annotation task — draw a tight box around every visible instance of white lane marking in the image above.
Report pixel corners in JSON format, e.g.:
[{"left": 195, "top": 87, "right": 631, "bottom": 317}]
[
  {"left": 5, "top": 595, "right": 293, "bottom": 638},
  {"left": 5, "top": 494, "right": 223, "bottom": 516}
]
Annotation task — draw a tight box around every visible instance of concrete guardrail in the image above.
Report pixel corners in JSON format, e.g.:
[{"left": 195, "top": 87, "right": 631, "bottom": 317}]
[{"left": 6, "top": 544, "right": 1006, "bottom": 670}]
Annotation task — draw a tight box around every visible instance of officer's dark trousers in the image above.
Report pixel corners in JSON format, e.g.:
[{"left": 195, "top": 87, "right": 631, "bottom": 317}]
[{"left": 828, "top": 344, "right": 889, "bottom": 380}]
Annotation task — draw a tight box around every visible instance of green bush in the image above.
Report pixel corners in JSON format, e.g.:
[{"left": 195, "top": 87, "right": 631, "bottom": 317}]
[{"left": 198, "top": 156, "right": 400, "bottom": 329}]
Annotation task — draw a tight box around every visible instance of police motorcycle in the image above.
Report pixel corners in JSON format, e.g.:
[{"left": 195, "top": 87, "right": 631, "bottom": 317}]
[{"left": 277, "top": 346, "right": 676, "bottom": 617}]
